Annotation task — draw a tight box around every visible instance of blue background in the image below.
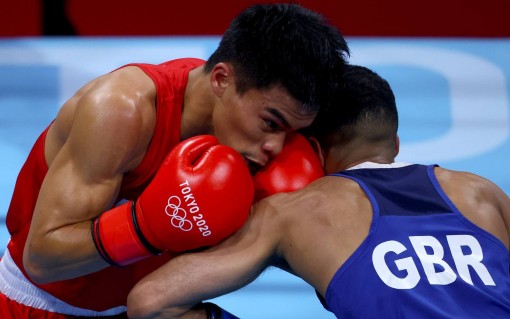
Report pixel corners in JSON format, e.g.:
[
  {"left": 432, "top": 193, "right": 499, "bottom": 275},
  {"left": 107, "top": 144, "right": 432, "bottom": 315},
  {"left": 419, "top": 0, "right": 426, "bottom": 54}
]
[{"left": 0, "top": 37, "right": 509, "bottom": 318}]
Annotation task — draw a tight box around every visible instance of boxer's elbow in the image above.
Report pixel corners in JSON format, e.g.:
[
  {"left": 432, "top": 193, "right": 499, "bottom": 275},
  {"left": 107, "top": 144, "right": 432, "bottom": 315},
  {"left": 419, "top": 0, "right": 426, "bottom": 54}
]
[
  {"left": 127, "top": 285, "right": 187, "bottom": 319},
  {"left": 23, "top": 240, "right": 59, "bottom": 284},
  {"left": 24, "top": 254, "right": 51, "bottom": 284},
  {"left": 127, "top": 290, "right": 165, "bottom": 319}
]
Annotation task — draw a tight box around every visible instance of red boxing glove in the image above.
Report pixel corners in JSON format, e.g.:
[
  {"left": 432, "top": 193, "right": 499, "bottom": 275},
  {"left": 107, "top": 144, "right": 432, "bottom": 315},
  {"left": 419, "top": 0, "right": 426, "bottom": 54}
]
[
  {"left": 92, "top": 135, "right": 254, "bottom": 266},
  {"left": 253, "top": 133, "right": 324, "bottom": 202}
]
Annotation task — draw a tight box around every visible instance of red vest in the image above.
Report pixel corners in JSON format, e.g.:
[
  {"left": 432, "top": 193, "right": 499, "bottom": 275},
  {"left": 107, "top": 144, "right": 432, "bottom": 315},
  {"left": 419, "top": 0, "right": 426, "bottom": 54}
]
[{"left": 5, "top": 58, "right": 205, "bottom": 311}]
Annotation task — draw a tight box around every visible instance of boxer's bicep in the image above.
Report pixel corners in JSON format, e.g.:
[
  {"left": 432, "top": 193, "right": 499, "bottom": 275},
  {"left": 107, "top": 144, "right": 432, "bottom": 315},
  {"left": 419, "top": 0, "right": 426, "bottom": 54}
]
[{"left": 24, "top": 84, "right": 150, "bottom": 282}]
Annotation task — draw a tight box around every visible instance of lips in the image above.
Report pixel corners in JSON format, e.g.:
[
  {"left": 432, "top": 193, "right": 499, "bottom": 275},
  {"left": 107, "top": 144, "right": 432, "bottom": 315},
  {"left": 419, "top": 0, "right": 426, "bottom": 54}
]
[{"left": 245, "top": 158, "right": 263, "bottom": 175}]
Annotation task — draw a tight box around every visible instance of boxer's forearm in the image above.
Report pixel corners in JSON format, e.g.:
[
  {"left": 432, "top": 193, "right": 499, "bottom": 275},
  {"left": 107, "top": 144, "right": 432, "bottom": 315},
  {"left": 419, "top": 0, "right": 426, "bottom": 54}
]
[{"left": 127, "top": 218, "right": 272, "bottom": 318}]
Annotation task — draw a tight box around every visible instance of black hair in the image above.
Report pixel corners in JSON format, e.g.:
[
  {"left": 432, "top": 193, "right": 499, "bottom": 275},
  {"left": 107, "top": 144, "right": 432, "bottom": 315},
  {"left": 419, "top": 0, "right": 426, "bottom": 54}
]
[
  {"left": 204, "top": 3, "right": 350, "bottom": 115},
  {"left": 303, "top": 64, "right": 398, "bottom": 148}
]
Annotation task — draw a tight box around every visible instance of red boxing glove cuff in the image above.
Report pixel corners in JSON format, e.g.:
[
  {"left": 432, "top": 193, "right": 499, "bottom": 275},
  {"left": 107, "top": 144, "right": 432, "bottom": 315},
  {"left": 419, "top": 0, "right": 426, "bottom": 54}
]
[{"left": 91, "top": 201, "right": 159, "bottom": 267}]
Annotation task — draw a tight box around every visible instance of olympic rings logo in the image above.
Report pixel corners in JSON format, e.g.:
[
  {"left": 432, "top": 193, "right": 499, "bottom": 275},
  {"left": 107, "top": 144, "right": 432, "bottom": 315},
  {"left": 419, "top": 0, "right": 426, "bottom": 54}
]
[{"left": 165, "top": 196, "right": 193, "bottom": 232}]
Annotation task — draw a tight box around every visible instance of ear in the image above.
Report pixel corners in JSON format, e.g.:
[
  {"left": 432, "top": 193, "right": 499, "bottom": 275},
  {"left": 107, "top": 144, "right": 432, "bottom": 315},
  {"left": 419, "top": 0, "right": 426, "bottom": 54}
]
[
  {"left": 210, "top": 62, "right": 232, "bottom": 97},
  {"left": 307, "top": 136, "right": 325, "bottom": 168},
  {"left": 394, "top": 134, "right": 400, "bottom": 157}
]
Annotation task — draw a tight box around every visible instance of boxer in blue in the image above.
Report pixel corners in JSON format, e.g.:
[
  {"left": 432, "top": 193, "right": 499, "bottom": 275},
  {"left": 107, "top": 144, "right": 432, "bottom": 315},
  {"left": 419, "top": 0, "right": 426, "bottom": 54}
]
[{"left": 127, "top": 65, "right": 510, "bottom": 319}]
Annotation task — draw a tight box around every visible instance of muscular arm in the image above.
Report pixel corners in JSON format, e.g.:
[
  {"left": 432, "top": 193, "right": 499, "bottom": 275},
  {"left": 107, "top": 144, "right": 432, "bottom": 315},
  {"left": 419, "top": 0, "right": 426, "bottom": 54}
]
[
  {"left": 496, "top": 186, "right": 510, "bottom": 248},
  {"left": 127, "top": 200, "right": 281, "bottom": 319},
  {"left": 23, "top": 66, "right": 156, "bottom": 283},
  {"left": 436, "top": 167, "right": 510, "bottom": 250}
]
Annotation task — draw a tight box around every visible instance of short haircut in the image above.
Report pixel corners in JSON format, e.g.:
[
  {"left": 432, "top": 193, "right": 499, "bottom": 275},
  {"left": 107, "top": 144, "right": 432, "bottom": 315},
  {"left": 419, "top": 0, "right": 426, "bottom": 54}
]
[
  {"left": 303, "top": 64, "right": 398, "bottom": 147},
  {"left": 204, "top": 3, "right": 350, "bottom": 115}
]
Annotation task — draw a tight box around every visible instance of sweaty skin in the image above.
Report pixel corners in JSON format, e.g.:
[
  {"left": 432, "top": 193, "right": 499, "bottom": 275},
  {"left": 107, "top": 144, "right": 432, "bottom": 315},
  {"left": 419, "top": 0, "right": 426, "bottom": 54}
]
[
  {"left": 126, "top": 165, "right": 510, "bottom": 319},
  {"left": 23, "top": 63, "right": 315, "bottom": 284},
  {"left": 127, "top": 63, "right": 510, "bottom": 319}
]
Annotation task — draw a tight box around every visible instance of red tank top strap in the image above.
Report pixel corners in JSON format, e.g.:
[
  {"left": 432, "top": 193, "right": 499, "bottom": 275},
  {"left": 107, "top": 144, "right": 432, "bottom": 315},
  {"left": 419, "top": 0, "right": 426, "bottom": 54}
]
[{"left": 119, "top": 58, "right": 205, "bottom": 198}]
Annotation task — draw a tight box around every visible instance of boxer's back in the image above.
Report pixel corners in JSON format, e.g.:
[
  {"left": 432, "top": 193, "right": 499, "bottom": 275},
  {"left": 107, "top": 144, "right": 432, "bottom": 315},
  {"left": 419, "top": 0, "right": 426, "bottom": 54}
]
[{"left": 307, "top": 163, "right": 510, "bottom": 318}]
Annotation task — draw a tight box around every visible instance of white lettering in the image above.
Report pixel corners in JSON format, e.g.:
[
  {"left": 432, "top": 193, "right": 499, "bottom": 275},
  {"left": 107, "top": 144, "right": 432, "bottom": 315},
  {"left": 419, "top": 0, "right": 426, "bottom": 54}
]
[
  {"left": 183, "top": 193, "right": 195, "bottom": 203},
  {"left": 447, "top": 235, "right": 495, "bottom": 286},
  {"left": 173, "top": 180, "right": 209, "bottom": 235},
  {"left": 372, "top": 240, "right": 420, "bottom": 289},
  {"left": 409, "top": 236, "right": 456, "bottom": 285},
  {"left": 182, "top": 189, "right": 199, "bottom": 213},
  {"left": 372, "top": 235, "right": 495, "bottom": 289}
]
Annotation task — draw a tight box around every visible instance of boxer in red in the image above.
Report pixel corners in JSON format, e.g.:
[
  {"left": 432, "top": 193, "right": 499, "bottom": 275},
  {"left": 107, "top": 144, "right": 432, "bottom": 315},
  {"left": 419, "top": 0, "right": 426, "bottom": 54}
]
[{"left": 0, "top": 3, "right": 349, "bottom": 318}]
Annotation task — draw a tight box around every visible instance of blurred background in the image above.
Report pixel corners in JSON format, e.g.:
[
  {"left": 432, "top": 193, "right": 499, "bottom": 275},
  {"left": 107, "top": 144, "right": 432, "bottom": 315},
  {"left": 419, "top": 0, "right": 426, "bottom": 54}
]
[
  {"left": 1, "top": 1, "right": 509, "bottom": 318},
  {"left": 1, "top": 0, "right": 509, "bottom": 37}
]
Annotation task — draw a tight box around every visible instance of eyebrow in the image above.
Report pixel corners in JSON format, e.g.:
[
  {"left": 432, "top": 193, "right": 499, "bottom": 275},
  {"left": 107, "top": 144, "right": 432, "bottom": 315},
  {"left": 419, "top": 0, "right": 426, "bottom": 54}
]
[{"left": 267, "top": 107, "right": 291, "bottom": 130}]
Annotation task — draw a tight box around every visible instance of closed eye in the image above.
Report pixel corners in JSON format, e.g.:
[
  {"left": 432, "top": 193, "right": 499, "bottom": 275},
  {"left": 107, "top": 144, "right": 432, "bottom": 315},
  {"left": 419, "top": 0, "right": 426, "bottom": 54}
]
[
  {"left": 264, "top": 119, "right": 280, "bottom": 131},
  {"left": 265, "top": 107, "right": 290, "bottom": 131}
]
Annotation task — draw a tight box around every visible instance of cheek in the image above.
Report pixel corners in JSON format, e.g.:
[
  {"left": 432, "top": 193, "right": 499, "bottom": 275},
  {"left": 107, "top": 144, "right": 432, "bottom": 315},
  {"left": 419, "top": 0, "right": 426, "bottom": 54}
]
[{"left": 213, "top": 103, "right": 258, "bottom": 147}]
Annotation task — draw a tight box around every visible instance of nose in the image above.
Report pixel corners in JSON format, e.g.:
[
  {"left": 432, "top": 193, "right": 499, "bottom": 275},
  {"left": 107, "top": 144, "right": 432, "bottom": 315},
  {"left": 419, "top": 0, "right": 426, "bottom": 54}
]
[{"left": 261, "top": 133, "right": 286, "bottom": 158}]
